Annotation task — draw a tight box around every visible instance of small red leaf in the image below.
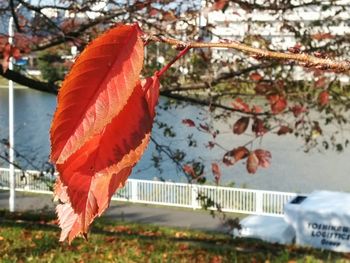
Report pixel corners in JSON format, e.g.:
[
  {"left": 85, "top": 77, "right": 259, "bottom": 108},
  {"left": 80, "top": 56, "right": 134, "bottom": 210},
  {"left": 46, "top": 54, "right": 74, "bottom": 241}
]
[
  {"left": 233, "top": 147, "right": 249, "bottom": 161},
  {"left": 288, "top": 43, "right": 302, "bottom": 53},
  {"left": 162, "top": 11, "right": 176, "bottom": 21},
  {"left": 312, "top": 33, "right": 334, "bottom": 41},
  {"left": 318, "top": 91, "right": 329, "bottom": 106},
  {"left": 2, "top": 43, "right": 11, "bottom": 72},
  {"left": 232, "top": 98, "right": 250, "bottom": 112},
  {"left": 267, "top": 94, "right": 287, "bottom": 114},
  {"left": 277, "top": 126, "right": 293, "bottom": 136},
  {"left": 315, "top": 77, "right": 326, "bottom": 88},
  {"left": 247, "top": 152, "right": 259, "bottom": 174},
  {"left": 11, "top": 46, "right": 21, "bottom": 60},
  {"left": 212, "top": 163, "right": 221, "bottom": 184},
  {"left": 212, "top": 0, "right": 229, "bottom": 11},
  {"left": 149, "top": 8, "right": 159, "bottom": 16},
  {"left": 223, "top": 146, "right": 249, "bottom": 166},
  {"left": 199, "top": 123, "right": 210, "bottom": 133},
  {"left": 255, "top": 81, "right": 272, "bottom": 94},
  {"left": 249, "top": 72, "right": 263, "bottom": 82},
  {"left": 3, "top": 43, "right": 11, "bottom": 54},
  {"left": 290, "top": 105, "right": 307, "bottom": 117},
  {"left": 222, "top": 152, "right": 234, "bottom": 166},
  {"left": 252, "top": 118, "right": 267, "bottom": 136},
  {"left": 233, "top": 117, "right": 250, "bottom": 135},
  {"left": 183, "top": 164, "right": 196, "bottom": 178},
  {"left": 1, "top": 59, "right": 9, "bottom": 72},
  {"left": 251, "top": 105, "right": 263, "bottom": 113},
  {"left": 182, "top": 119, "right": 195, "bottom": 127},
  {"left": 254, "top": 149, "right": 271, "bottom": 168}
]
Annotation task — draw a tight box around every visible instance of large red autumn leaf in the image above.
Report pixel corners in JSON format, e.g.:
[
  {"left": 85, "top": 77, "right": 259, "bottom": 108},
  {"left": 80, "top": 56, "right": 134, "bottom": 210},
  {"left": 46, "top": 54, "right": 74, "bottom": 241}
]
[
  {"left": 50, "top": 23, "right": 161, "bottom": 242},
  {"left": 50, "top": 23, "right": 144, "bottom": 164},
  {"left": 54, "top": 77, "right": 160, "bottom": 242}
]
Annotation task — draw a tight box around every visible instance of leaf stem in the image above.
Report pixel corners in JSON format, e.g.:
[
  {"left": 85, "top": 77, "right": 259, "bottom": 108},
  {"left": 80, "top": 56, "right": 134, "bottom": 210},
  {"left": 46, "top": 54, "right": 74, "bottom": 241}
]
[{"left": 156, "top": 46, "right": 191, "bottom": 78}]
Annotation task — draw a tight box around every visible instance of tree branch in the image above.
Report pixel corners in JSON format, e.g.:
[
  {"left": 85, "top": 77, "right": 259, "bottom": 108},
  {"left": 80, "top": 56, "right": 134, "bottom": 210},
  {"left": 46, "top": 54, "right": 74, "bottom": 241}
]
[
  {"left": 9, "top": 0, "right": 22, "bottom": 32},
  {"left": 0, "top": 65, "right": 58, "bottom": 94},
  {"left": 145, "top": 35, "right": 350, "bottom": 72},
  {"left": 160, "top": 90, "right": 269, "bottom": 116}
]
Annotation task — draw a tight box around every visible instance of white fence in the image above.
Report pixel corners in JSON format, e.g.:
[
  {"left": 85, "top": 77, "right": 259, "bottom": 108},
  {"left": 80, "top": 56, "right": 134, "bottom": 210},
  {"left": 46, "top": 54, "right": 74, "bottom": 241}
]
[{"left": 0, "top": 167, "right": 299, "bottom": 217}]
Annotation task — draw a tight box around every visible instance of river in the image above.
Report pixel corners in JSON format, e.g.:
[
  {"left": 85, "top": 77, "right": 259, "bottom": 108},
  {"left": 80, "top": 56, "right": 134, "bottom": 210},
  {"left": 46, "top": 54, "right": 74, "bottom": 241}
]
[{"left": 1, "top": 86, "right": 350, "bottom": 193}]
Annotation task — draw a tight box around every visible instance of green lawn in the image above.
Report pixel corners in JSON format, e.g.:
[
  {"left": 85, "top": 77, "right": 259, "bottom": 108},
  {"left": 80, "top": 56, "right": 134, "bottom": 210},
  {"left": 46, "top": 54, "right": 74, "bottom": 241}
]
[{"left": 0, "top": 210, "right": 349, "bottom": 262}]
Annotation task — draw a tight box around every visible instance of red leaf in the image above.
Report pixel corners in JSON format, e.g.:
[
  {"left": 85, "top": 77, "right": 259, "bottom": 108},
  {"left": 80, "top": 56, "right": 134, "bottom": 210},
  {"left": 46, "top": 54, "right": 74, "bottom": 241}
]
[
  {"left": 254, "top": 149, "right": 271, "bottom": 168},
  {"left": 288, "top": 43, "right": 302, "bottom": 53},
  {"left": 2, "top": 43, "right": 11, "bottom": 72},
  {"left": 312, "top": 33, "right": 334, "bottom": 41},
  {"left": 162, "top": 11, "right": 176, "bottom": 21},
  {"left": 233, "top": 146, "right": 249, "bottom": 161},
  {"left": 232, "top": 98, "right": 250, "bottom": 112},
  {"left": 212, "top": 0, "right": 229, "bottom": 11},
  {"left": 54, "top": 76, "right": 160, "bottom": 243},
  {"left": 233, "top": 117, "right": 250, "bottom": 135},
  {"left": 211, "top": 163, "right": 221, "bottom": 184},
  {"left": 247, "top": 152, "right": 259, "bottom": 174},
  {"left": 149, "top": 8, "right": 159, "bottom": 17},
  {"left": 11, "top": 46, "right": 21, "bottom": 60},
  {"left": 50, "top": 24, "right": 144, "bottom": 165},
  {"left": 182, "top": 119, "right": 195, "bottom": 127},
  {"left": 3, "top": 43, "right": 11, "bottom": 57},
  {"left": 50, "top": 24, "right": 161, "bottom": 242},
  {"left": 134, "top": 1, "right": 150, "bottom": 10},
  {"left": 290, "top": 104, "right": 307, "bottom": 117},
  {"left": 315, "top": 77, "right": 326, "bottom": 88},
  {"left": 251, "top": 105, "right": 263, "bottom": 113},
  {"left": 318, "top": 91, "right": 329, "bottom": 106},
  {"left": 267, "top": 94, "right": 287, "bottom": 114},
  {"left": 222, "top": 152, "right": 234, "bottom": 166},
  {"left": 255, "top": 81, "right": 272, "bottom": 94},
  {"left": 183, "top": 164, "right": 196, "bottom": 178},
  {"left": 199, "top": 123, "right": 210, "bottom": 133},
  {"left": 252, "top": 118, "right": 267, "bottom": 136},
  {"left": 277, "top": 126, "right": 293, "bottom": 135},
  {"left": 249, "top": 72, "right": 262, "bottom": 82},
  {"left": 223, "top": 146, "right": 249, "bottom": 166}
]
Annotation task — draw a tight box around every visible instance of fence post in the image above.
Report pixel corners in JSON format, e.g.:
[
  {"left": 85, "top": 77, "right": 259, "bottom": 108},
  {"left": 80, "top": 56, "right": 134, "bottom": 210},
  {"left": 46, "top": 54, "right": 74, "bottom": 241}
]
[
  {"left": 256, "top": 191, "right": 263, "bottom": 215},
  {"left": 191, "top": 185, "right": 199, "bottom": 210},
  {"left": 131, "top": 180, "right": 138, "bottom": 202}
]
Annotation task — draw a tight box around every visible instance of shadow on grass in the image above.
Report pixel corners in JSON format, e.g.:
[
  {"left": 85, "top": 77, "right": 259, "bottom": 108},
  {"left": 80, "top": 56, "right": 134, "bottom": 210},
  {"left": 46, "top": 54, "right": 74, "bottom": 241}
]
[{"left": 0, "top": 210, "right": 349, "bottom": 262}]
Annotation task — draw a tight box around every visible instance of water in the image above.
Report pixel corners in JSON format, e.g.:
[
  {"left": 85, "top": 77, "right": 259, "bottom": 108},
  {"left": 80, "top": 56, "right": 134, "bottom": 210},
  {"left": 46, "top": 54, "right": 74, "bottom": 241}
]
[{"left": 1, "top": 86, "right": 350, "bottom": 193}]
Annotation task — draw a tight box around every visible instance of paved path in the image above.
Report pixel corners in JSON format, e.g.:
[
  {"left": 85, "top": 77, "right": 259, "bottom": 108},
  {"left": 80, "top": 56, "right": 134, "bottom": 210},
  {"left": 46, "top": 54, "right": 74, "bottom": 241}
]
[{"left": 0, "top": 191, "right": 238, "bottom": 233}]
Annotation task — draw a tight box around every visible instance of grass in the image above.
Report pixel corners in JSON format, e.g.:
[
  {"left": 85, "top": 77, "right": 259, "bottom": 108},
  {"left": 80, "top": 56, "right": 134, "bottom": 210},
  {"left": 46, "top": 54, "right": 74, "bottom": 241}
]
[
  {"left": 0, "top": 210, "right": 349, "bottom": 262},
  {"left": 0, "top": 76, "right": 9, "bottom": 86}
]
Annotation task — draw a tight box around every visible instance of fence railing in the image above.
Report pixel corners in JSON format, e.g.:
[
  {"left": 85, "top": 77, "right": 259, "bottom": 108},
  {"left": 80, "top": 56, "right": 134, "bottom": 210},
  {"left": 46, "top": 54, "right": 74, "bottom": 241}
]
[{"left": 0, "top": 167, "right": 298, "bottom": 216}]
